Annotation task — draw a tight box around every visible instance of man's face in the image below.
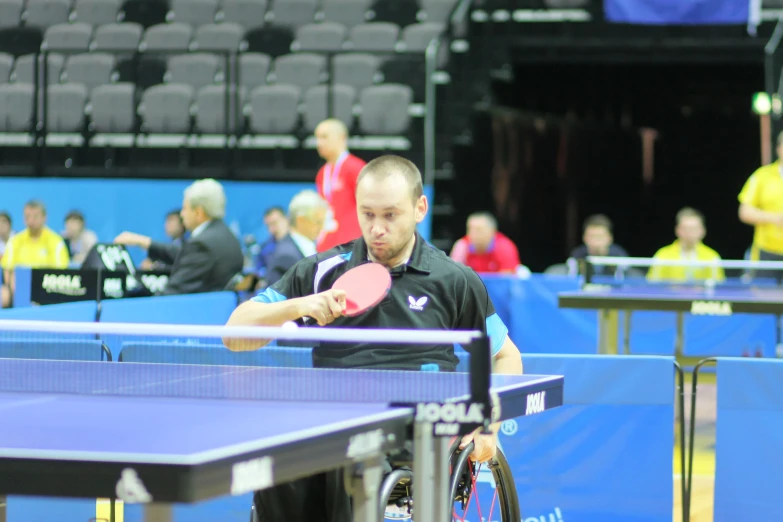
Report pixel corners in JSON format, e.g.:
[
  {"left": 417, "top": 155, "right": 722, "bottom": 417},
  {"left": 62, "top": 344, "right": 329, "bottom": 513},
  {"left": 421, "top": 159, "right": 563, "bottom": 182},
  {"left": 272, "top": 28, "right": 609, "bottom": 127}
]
[
  {"left": 314, "top": 123, "right": 344, "bottom": 162},
  {"left": 357, "top": 173, "right": 425, "bottom": 265},
  {"left": 467, "top": 217, "right": 495, "bottom": 253},
  {"left": 264, "top": 210, "right": 289, "bottom": 240},
  {"left": 165, "top": 214, "right": 184, "bottom": 239},
  {"left": 23, "top": 206, "right": 45, "bottom": 234},
  {"left": 0, "top": 217, "right": 10, "bottom": 239},
  {"left": 64, "top": 217, "right": 83, "bottom": 239},
  {"left": 583, "top": 225, "right": 612, "bottom": 255},
  {"left": 180, "top": 199, "right": 203, "bottom": 232},
  {"left": 676, "top": 216, "right": 705, "bottom": 248},
  {"left": 296, "top": 208, "right": 327, "bottom": 242}
]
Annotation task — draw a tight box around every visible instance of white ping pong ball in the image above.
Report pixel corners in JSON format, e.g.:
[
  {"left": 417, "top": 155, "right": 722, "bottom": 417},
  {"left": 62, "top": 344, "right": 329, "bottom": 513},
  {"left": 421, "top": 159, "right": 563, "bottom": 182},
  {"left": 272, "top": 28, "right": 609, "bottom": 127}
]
[{"left": 282, "top": 321, "right": 299, "bottom": 330}]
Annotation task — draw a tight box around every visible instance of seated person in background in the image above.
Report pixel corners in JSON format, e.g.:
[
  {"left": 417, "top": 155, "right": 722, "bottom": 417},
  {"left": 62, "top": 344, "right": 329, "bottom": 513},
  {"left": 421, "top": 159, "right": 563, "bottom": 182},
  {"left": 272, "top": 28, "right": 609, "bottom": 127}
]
[
  {"left": 1, "top": 200, "right": 70, "bottom": 308},
  {"left": 62, "top": 210, "right": 98, "bottom": 267},
  {"left": 449, "top": 211, "right": 521, "bottom": 273},
  {"left": 265, "top": 190, "right": 328, "bottom": 286},
  {"left": 255, "top": 206, "right": 289, "bottom": 281},
  {"left": 568, "top": 214, "right": 629, "bottom": 275},
  {"left": 647, "top": 207, "right": 724, "bottom": 282},
  {"left": 140, "top": 210, "right": 186, "bottom": 271},
  {"left": 114, "top": 179, "right": 244, "bottom": 295},
  {"left": 0, "top": 211, "right": 13, "bottom": 262}
]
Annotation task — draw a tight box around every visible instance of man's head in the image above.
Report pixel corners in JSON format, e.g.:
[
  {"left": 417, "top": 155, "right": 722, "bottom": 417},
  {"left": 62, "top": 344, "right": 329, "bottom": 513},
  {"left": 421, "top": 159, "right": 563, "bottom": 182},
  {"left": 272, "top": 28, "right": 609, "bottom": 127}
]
[
  {"left": 0, "top": 212, "right": 11, "bottom": 239},
  {"left": 23, "top": 200, "right": 46, "bottom": 235},
  {"left": 466, "top": 212, "right": 498, "bottom": 253},
  {"left": 356, "top": 155, "right": 427, "bottom": 266},
  {"left": 288, "top": 190, "right": 328, "bottom": 242},
  {"left": 263, "top": 206, "right": 289, "bottom": 241},
  {"left": 582, "top": 214, "right": 614, "bottom": 256},
  {"left": 63, "top": 210, "right": 85, "bottom": 239},
  {"left": 675, "top": 207, "right": 706, "bottom": 250},
  {"left": 314, "top": 118, "right": 349, "bottom": 164},
  {"left": 165, "top": 210, "right": 185, "bottom": 240},
  {"left": 181, "top": 179, "right": 226, "bottom": 232}
]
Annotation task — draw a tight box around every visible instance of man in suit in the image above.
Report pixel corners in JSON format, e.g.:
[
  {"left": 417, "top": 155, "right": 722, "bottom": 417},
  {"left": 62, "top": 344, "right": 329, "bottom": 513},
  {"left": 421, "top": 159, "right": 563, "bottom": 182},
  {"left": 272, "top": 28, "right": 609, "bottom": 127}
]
[
  {"left": 113, "top": 179, "right": 244, "bottom": 295},
  {"left": 266, "top": 190, "right": 329, "bottom": 286}
]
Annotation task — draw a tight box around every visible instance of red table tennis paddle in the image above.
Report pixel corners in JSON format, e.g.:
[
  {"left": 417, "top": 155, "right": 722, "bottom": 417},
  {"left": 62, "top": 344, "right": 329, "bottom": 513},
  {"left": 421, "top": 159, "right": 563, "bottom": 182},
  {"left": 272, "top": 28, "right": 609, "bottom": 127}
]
[{"left": 332, "top": 263, "right": 392, "bottom": 317}]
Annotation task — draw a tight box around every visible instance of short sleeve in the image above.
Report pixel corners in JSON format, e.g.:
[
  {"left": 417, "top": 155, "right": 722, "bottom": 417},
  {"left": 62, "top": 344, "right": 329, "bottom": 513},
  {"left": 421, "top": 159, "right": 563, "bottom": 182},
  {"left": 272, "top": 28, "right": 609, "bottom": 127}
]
[
  {"left": 738, "top": 172, "right": 761, "bottom": 206},
  {"left": 252, "top": 258, "right": 312, "bottom": 304},
  {"left": 1, "top": 237, "right": 15, "bottom": 270},
  {"left": 53, "top": 239, "right": 70, "bottom": 268},
  {"left": 457, "top": 267, "right": 509, "bottom": 356}
]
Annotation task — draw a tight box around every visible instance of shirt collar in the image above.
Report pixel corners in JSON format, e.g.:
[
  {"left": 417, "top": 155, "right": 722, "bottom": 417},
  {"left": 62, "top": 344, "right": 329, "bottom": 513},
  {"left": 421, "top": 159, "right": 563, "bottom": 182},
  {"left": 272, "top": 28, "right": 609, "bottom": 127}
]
[
  {"left": 289, "top": 230, "right": 317, "bottom": 258},
  {"left": 348, "top": 230, "right": 432, "bottom": 274},
  {"left": 191, "top": 220, "right": 212, "bottom": 238}
]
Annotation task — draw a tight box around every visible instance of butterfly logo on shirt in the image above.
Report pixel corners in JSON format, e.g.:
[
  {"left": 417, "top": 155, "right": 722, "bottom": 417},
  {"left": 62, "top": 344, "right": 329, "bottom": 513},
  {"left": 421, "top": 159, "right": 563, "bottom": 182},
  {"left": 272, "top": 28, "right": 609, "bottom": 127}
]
[{"left": 408, "top": 296, "right": 428, "bottom": 311}]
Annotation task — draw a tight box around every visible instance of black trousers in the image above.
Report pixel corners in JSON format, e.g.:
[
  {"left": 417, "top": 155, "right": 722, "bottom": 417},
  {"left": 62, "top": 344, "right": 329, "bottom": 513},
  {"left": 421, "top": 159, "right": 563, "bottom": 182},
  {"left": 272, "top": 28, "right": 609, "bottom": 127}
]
[
  {"left": 752, "top": 248, "right": 783, "bottom": 282},
  {"left": 254, "top": 470, "right": 353, "bottom": 522}
]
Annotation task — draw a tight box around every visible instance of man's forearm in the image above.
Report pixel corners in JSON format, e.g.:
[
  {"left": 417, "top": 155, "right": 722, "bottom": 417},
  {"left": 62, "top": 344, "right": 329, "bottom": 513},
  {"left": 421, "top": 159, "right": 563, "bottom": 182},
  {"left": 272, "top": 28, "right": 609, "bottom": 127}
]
[
  {"left": 739, "top": 203, "right": 778, "bottom": 226},
  {"left": 223, "top": 299, "right": 304, "bottom": 351}
]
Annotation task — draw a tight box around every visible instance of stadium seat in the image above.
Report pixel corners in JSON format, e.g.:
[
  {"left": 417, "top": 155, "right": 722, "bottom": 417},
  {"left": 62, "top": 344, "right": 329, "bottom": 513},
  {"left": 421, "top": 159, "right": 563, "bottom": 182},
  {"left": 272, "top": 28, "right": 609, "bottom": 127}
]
[
  {"left": 349, "top": 22, "right": 399, "bottom": 51},
  {"left": 12, "top": 53, "right": 65, "bottom": 84},
  {"left": 89, "top": 82, "right": 136, "bottom": 133},
  {"left": 71, "top": 0, "right": 121, "bottom": 26},
  {"left": 272, "top": 52, "right": 325, "bottom": 91},
  {"left": 62, "top": 52, "right": 115, "bottom": 94},
  {"left": 322, "top": 0, "right": 371, "bottom": 28},
  {"left": 302, "top": 83, "right": 355, "bottom": 132},
  {"left": 420, "top": 0, "right": 458, "bottom": 23},
  {"left": 294, "top": 21, "right": 346, "bottom": 51},
  {"left": 195, "top": 84, "right": 244, "bottom": 134},
  {"left": 193, "top": 22, "right": 243, "bottom": 52},
  {"left": 90, "top": 22, "right": 142, "bottom": 51},
  {"left": 359, "top": 84, "right": 412, "bottom": 135},
  {"left": 369, "top": 0, "right": 420, "bottom": 27},
  {"left": 167, "top": 53, "right": 220, "bottom": 90},
  {"left": 24, "top": 0, "right": 72, "bottom": 30},
  {"left": 0, "top": 0, "right": 24, "bottom": 29},
  {"left": 244, "top": 24, "right": 294, "bottom": 57},
  {"left": 167, "top": 0, "right": 217, "bottom": 27},
  {"left": 139, "top": 83, "right": 194, "bottom": 133},
  {"left": 140, "top": 22, "right": 192, "bottom": 52},
  {"left": 401, "top": 21, "right": 443, "bottom": 51},
  {"left": 238, "top": 52, "right": 271, "bottom": 90},
  {"left": 249, "top": 84, "right": 301, "bottom": 134},
  {"left": 0, "top": 82, "right": 34, "bottom": 132},
  {"left": 268, "top": 0, "right": 317, "bottom": 28},
  {"left": 0, "top": 52, "right": 13, "bottom": 82},
  {"left": 42, "top": 22, "right": 93, "bottom": 51},
  {"left": 332, "top": 52, "right": 379, "bottom": 91},
  {"left": 46, "top": 83, "right": 88, "bottom": 133},
  {"left": 219, "top": 0, "right": 267, "bottom": 31},
  {"left": 120, "top": 0, "right": 168, "bottom": 28}
]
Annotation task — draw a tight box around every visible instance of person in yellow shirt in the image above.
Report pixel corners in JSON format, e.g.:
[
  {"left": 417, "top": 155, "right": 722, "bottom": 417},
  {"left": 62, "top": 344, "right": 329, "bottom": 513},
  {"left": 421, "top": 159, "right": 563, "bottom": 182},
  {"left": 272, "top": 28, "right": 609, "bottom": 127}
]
[
  {"left": 647, "top": 207, "right": 725, "bottom": 282},
  {"left": 738, "top": 132, "right": 783, "bottom": 270},
  {"left": 1, "top": 200, "right": 70, "bottom": 308}
]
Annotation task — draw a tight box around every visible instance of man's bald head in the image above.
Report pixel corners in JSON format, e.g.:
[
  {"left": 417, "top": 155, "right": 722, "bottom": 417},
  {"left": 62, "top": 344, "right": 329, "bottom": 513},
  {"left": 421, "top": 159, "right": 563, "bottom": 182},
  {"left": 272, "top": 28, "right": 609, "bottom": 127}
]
[{"left": 315, "top": 118, "right": 349, "bottom": 163}]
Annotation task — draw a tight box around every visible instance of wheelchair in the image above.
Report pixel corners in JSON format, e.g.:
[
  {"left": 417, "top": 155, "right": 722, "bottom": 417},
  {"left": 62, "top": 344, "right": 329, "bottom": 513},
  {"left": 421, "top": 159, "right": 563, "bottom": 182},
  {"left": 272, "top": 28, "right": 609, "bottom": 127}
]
[{"left": 250, "top": 439, "right": 520, "bottom": 521}]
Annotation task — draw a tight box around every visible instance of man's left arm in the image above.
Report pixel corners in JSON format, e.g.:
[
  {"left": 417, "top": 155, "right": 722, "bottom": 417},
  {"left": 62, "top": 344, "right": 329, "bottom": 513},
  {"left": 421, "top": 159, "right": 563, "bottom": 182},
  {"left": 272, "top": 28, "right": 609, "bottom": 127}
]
[
  {"left": 496, "top": 236, "right": 521, "bottom": 273},
  {"left": 161, "top": 241, "right": 212, "bottom": 295}
]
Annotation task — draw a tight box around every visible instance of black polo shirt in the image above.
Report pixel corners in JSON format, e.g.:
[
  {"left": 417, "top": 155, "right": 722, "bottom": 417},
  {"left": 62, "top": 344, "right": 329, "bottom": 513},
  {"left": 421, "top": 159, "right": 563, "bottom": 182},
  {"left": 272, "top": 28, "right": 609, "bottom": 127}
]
[{"left": 252, "top": 231, "right": 509, "bottom": 371}]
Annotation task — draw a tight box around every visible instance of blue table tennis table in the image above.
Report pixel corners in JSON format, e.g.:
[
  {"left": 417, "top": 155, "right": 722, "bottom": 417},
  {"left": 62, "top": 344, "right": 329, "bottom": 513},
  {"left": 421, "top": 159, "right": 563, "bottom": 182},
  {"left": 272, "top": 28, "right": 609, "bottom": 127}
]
[
  {"left": 0, "top": 358, "right": 563, "bottom": 522},
  {"left": 558, "top": 282, "right": 783, "bottom": 354}
]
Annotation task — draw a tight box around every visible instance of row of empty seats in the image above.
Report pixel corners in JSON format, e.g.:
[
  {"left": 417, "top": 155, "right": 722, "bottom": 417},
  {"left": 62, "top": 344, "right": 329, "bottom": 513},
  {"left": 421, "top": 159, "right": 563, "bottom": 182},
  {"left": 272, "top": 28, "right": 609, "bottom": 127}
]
[
  {"left": 24, "top": 20, "right": 443, "bottom": 52},
  {"left": 0, "top": 0, "right": 456, "bottom": 31},
  {"left": 0, "top": 81, "right": 414, "bottom": 136},
  {"left": 0, "top": 51, "right": 421, "bottom": 98}
]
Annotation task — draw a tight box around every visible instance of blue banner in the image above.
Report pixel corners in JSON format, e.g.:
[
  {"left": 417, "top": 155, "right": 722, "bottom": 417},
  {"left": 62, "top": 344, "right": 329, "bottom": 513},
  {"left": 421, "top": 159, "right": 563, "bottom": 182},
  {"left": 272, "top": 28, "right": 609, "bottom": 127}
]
[
  {"left": 605, "top": 0, "right": 752, "bottom": 25},
  {"left": 714, "top": 358, "right": 783, "bottom": 520}
]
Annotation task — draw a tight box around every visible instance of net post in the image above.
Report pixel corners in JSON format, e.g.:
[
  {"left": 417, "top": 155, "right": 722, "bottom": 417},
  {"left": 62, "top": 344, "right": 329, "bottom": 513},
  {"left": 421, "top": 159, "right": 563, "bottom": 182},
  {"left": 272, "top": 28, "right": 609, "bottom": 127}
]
[{"left": 468, "top": 334, "right": 492, "bottom": 434}]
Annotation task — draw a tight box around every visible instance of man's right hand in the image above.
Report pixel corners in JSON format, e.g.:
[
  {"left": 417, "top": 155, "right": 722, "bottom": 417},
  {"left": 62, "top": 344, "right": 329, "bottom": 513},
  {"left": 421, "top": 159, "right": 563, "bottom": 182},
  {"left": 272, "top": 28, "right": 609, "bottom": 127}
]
[
  {"left": 114, "top": 232, "right": 152, "bottom": 250},
  {"left": 298, "top": 289, "right": 347, "bottom": 325}
]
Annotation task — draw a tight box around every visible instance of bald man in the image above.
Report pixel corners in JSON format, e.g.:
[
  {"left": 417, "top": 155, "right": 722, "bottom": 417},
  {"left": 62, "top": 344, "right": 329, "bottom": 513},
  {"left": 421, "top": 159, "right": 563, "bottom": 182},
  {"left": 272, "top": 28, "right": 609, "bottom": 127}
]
[{"left": 314, "top": 119, "right": 367, "bottom": 252}]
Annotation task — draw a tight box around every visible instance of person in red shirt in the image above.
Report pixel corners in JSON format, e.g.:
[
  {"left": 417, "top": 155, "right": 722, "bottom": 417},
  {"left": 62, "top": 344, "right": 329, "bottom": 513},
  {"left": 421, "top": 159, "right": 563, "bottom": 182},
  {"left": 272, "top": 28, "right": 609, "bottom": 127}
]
[
  {"left": 449, "top": 212, "right": 521, "bottom": 273},
  {"left": 313, "top": 119, "right": 367, "bottom": 252}
]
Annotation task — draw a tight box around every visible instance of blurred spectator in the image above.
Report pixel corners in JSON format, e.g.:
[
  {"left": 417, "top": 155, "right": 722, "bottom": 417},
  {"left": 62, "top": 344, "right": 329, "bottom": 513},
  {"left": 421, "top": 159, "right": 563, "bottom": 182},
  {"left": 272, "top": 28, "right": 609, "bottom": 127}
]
[
  {"left": 449, "top": 212, "right": 521, "bottom": 273},
  {"left": 738, "top": 131, "right": 783, "bottom": 264},
  {"left": 648, "top": 207, "right": 724, "bottom": 282},
  {"left": 1, "top": 200, "right": 70, "bottom": 308},
  {"left": 314, "top": 118, "right": 366, "bottom": 252},
  {"left": 265, "top": 190, "right": 328, "bottom": 286},
  {"left": 62, "top": 210, "right": 98, "bottom": 266},
  {"left": 141, "top": 210, "right": 186, "bottom": 270},
  {"left": 114, "top": 179, "right": 244, "bottom": 295},
  {"left": 255, "top": 206, "right": 289, "bottom": 279},
  {"left": 567, "top": 214, "right": 629, "bottom": 275},
  {"left": 0, "top": 211, "right": 13, "bottom": 261}
]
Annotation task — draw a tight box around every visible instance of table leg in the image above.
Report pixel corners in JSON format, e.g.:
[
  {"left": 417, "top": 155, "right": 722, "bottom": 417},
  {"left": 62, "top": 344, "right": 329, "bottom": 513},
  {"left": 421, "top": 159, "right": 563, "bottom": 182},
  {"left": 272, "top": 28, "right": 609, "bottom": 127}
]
[
  {"left": 142, "top": 503, "right": 172, "bottom": 522},
  {"left": 413, "top": 422, "right": 435, "bottom": 522},
  {"left": 623, "top": 311, "right": 632, "bottom": 355},
  {"left": 598, "top": 310, "right": 619, "bottom": 355},
  {"left": 432, "top": 436, "right": 451, "bottom": 522},
  {"left": 674, "top": 312, "right": 684, "bottom": 357},
  {"left": 0, "top": 494, "right": 6, "bottom": 522},
  {"left": 349, "top": 456, "right": 383, "bottom": 522}
]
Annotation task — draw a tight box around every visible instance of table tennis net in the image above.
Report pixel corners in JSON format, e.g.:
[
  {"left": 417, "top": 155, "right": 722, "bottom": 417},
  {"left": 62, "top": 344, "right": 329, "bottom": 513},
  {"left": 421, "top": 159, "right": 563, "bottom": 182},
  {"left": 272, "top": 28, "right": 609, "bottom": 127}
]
[{"left": 0, "top": 319, "right": 484, "bottom": 405}]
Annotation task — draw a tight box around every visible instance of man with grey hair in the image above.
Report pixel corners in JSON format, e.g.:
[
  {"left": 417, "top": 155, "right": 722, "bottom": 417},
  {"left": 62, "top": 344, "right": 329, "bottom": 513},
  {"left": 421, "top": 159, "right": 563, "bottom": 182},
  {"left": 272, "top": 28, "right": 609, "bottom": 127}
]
[
  {"left": 265, "top": 189, "right": 328, "bottom": 286},
  {"left": 114, "top": 178, "right": 243, "bottom": 295}
]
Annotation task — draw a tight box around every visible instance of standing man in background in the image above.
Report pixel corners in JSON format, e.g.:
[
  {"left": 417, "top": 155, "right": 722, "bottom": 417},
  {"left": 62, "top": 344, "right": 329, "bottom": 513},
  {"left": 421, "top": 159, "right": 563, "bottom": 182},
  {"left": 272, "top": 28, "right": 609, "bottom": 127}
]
[
  {"left": 738, "top": 131, "right": 783, "bottom": 268},
  {"left": 313, "top": 118, "right": 366, "bottom": 252}
]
